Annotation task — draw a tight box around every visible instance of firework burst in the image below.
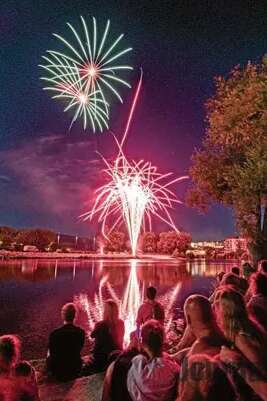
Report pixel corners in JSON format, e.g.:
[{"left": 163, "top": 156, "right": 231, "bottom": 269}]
[
  {"left": 40, "top": 16, "right": 133, "bottom": 131},
  {"left": 83, "top": 145, "right": 188, "bottom": 256}
]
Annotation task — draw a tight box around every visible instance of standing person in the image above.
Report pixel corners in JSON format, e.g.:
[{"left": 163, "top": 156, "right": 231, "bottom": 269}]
[
  {"left": 84, "top": 299, "right": 124, "bottom": 375},
  {"left": 47, "top": 302, "right": 85, "bottom": 381},
  {"left": 136, "top": 286, "right": 165, "bottom": 333},
  {"left": 127, "top": 320, "right": 179, "bottom": 401}
]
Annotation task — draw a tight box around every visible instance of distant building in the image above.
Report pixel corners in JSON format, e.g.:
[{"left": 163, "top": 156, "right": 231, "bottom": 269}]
[
  {"left": 224, "top": 237, "right": 247, "bottom": 253},
  {"left": 190, "top": 241, "right": 224, "bottom": 250}
]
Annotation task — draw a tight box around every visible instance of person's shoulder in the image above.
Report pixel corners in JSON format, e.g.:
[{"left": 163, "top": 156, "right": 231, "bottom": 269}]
[
  {"left": 131, "top": 354, "right": 147, "bottom": 366},
  {"left": 73, "top": 324, "right": 85, "bottom": 333},
  {"left": 72, "top": 325, "right": 85, "bottom": 338},
  {"left": 94, "top": 320, "right": 107, "bottom": 330},
  {"left": 50, "top": 325, "right": 64, "bottom": 337},
  {"left": 138, "top": 302, "right": 147, "bottom": 311},
  {"left": 162, "top": 352, "right": 180, "bottom": 368}
]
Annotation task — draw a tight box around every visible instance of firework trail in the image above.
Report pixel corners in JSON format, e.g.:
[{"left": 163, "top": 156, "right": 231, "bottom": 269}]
[{"left": 82, "top": 73, "right": 187, "bottom": 255}]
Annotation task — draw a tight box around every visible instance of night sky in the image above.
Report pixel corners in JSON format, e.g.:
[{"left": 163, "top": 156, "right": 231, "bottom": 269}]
[{"left": 1, "top": 1, "right": 266, "bottom": 240}]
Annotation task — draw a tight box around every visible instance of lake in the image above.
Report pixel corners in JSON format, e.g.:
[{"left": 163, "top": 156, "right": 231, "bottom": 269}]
[{"left": 0, "top": 258, "right": 238, "bottom": 360}]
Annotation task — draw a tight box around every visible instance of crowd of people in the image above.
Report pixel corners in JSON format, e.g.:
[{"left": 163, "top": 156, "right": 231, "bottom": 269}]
[{"left": 1, "top": 261, "right": 267, "bottom": 401}]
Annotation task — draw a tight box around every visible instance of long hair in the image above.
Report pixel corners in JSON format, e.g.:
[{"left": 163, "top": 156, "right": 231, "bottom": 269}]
[
  {"left": 217, "top": 288, "right": 262, "bottom": 342},
  {"left": 103, "top": 299, "right": 123, "bottom": 349},
  {"left": 103, "top": 299, "right": 119, "bottom": 324},
  {"left": 0, "top": 335, "right": 21, "bottom": 371}
]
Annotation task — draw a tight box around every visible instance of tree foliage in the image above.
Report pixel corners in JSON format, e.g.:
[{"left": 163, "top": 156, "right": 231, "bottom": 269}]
[
  {"left": 141, "top": 232, "right": 158, "bottom": 253},
  {"left": 0, "top": 226, "right": 17, "bottom": 246},
  {"left": 15, "top": 229, "right": 56, "bottom": 250},
  {"left": 187, "top": 58, "right": 267, "bottom": 260},
  {"left": 157, "top": 231, "right": 191, "bottom": 255},
  {"left": 104, "top": 231, "right": 126, "bottom": 253}
]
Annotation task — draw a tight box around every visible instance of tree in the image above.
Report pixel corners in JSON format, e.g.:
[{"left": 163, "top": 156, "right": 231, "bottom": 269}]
[
  {"left": 157, "top": 231, "right": 178, "bottom": 254},
  {"left": 175, "top": 232, "right": 192, "bottom": 255},
  {"left": 15, "top": 229, "right": 56, "bottom": 250},
  {"left": 104, "top": 231, "right": 126, "bottom": 253},
  {"left": 187, "top": 58, "right": 267, "bottom": 263},
  {"left": 141, "top": 232, "right": 158, "bottom": 253},
  {"left": 156, "top": 231, "right": 191, "bottom": 255},
  {"left": 0, "top": 226, "right": 17, "bottom": 246}
]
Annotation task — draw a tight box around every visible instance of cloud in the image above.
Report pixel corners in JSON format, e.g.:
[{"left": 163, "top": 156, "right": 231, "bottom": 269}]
[
  {"left": 0, "top": 175, "right": 10, "bottom": 183},
  {"left": 0, "top": 135, "right": 102, "bottom": 224}
]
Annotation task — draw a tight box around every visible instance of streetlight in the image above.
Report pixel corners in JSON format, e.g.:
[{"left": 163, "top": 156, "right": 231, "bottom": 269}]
[{"left": 93, "top": 236, "right": 96, "bottom": 252}]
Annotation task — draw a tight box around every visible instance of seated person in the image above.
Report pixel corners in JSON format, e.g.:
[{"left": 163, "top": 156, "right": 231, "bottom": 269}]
[
  {"left": 247, "top": 272, "right": 267, "bottom": 332},
  {"left": 178, "top": 353, "right": 236, "bottom": 401},
  {"left": 173, "top": 295, "right": 227, "bottom": 364},
  {"left": 220, "top": 346, "right": 267, "bottom": 401},
  {"left": 127, "top": 320, "right": 180, "bottom": 401},
  {"left": 0, "top": 335, "right": 39, "bottom": 401},
  {"left": 83, "top": 299, "right": 124, "bottom": 375},
  {"left": 47, "top": 302, "right": 85, "bottom": 381},
  {"left": 136, "top": 286, "right": 165, "bottom": 332},
  {"left": 14, "top": 361, "right": 40, "bottom": 401},
  {"left": 102, "top": 332, "right": 140, "bottom": 401},
  {"left": 258, "top": 259, "right": 267, "bottom": 274},
  {"left": 242, "top": 262, "right": 256, "bottom": 280}
]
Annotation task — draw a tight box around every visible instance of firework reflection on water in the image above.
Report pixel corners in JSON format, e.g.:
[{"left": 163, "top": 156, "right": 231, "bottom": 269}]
[{"left": 75, "top": 259, "right": 181, "bottom": 346}]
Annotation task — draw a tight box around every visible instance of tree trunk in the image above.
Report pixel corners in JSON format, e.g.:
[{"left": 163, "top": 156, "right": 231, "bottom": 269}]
[{"left": 249, "top": 204, "right": 267, "bottom": 266}]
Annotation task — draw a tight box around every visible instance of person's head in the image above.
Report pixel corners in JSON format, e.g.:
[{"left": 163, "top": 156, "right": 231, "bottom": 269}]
[
  {"left": 103, "top": 299, "right": 119, "bottom": 323},
  {"left": 214, "top": 288, "right": 251, "bottom": 341},
  {"left": 141, "top": 320, "right": 164, "bottom": 358},
  {"left": 61, "top": 303, "right": 77, "bottom": 323},
  {"left": 184, "top": 295, "right": 214, "bottom": 335},
  {"left": 146, "top": 286, "right": 157, "bottom": 301},
  {"left": 0, "top": 335, "right": 21, "bottom": 373},
  {"left": 250, "top": 272, "right": 267, "bottom": 297},
  {"left": 231, "top": 267, "right": 240, "bottom": 276},
  {"left": 242, "top": 262, "right": 255, "bottom": 279},
  {"left": 258, "top": 260, "right": 267, "bottom": 274},
  {"left": 216, "top": 271, "right": 225, "bottom": 283},
  {"left": 220, "top": 273, "right": 241, "bottom": 291},
  {"left": 15, "top": 361, "right": 33, "bottom": 377},
  {"left": 14, "top": 361, "right": 36, "bottom": 386}
]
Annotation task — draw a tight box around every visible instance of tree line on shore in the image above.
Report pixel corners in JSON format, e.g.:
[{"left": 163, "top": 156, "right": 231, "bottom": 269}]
[
  {"left": 103, "top": 230, "right": 192, "bottom": 256},
  {"left": 0, "top": 226, "right": 56, "bottom": 251},
  {"left": 0, "top": 225, "right": 192, "bottom": 256}
]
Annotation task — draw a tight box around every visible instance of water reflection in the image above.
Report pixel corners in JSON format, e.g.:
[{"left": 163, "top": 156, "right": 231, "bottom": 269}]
[
  {"left": 75, "top": 259, "right": 185, "bottom": 345},
  {"left": 0, "top": 257, "right": 238, "bottom": 283},
  {"left": 0, "top": 257, "right": 239, "bottom": 359}
]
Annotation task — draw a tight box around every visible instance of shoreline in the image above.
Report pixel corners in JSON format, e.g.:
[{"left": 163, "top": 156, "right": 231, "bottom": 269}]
[
  {"left": 0, "top": 250, "right": 239, "bottom": 263},
  {"left": 0, "top": 250, "right": 183, "bottom": 261}
]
